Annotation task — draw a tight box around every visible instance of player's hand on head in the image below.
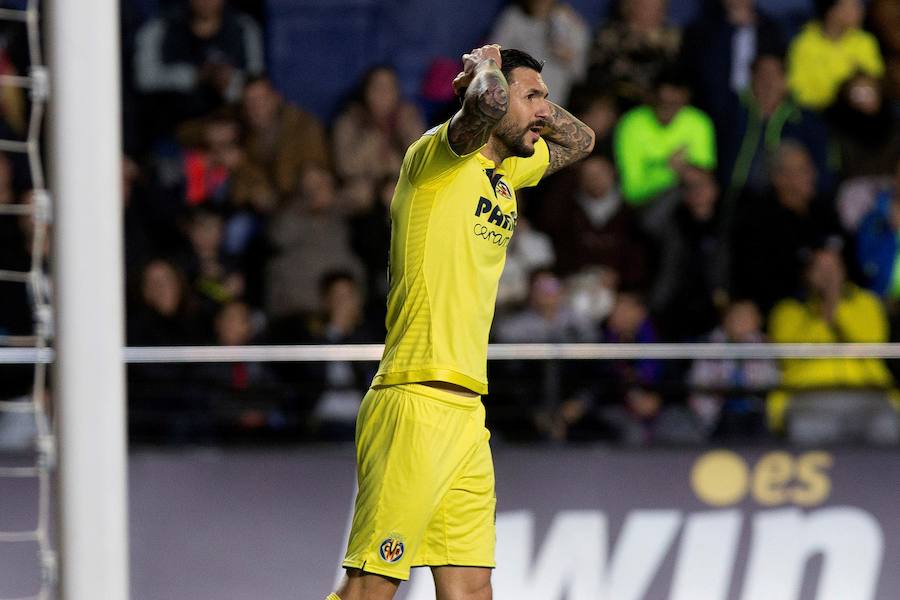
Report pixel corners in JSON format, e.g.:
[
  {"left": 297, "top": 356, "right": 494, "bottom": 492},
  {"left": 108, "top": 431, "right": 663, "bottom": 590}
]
[
  {"left": 454, "top": 44, "right": 502, "bottom": 96},
  {"left": 452, "top": 70, "right": 472, "bottom": 97},
  {"left": 464, "top": 44, "right": 501, "bottom": 72}
]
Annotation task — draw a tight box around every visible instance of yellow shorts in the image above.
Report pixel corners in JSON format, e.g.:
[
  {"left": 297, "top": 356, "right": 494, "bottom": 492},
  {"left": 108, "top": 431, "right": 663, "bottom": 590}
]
[{"left": 342, "top": 383, "right": 496, "bottom": 580}]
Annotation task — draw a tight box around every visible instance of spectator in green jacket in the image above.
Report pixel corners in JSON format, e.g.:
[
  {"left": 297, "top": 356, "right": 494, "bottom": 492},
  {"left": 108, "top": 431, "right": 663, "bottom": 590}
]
[{"left": 614, "top": 67, "right": 717, "bottom": 208}]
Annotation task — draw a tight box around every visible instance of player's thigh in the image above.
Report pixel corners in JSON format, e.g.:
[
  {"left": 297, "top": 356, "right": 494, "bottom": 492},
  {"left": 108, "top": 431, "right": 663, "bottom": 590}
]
[
  {"left": 431, "top": 565, "right": 492, "bottom": 600},
  {"left": 335, "top": 568, "right": 400, "bottom": 600},
  {"left": 428, "top": 427, "right": 496, "bottom": 564}
]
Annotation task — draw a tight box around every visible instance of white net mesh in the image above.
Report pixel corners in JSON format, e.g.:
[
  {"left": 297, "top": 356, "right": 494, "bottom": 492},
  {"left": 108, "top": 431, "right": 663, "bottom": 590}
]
[{"left": 0, "top": 1, "right": 55, "bottom": 598}]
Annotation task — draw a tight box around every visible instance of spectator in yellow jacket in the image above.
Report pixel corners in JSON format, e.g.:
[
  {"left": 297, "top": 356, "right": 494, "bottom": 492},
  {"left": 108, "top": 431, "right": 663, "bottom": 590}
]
[
  {"left": 768, "top": 242, "right": 899, "bottom": 445},
  {"left": 787, "top": 0, "right": 884, "bottom": 110}
]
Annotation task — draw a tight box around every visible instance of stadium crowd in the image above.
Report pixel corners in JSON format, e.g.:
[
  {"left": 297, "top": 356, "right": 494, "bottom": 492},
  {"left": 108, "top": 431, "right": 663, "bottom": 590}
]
[{"left": 2, "top": 0, "right": 900, "bottom": 446}]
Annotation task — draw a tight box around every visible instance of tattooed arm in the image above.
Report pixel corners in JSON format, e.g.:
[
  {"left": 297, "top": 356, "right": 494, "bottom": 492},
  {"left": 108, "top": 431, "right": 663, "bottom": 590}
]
[
  {"left": 542, "top": 101, "right": 595, "bottom": 177},
  {"left": 448, "top": 45, "right": 510, "bottom": 155}
]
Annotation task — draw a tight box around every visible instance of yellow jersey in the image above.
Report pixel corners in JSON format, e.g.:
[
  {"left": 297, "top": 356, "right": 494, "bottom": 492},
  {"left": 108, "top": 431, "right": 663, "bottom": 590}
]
[
  {"left": 787, "top": 22, "right": 885, "bottom": 110},
  {"left": 372, "top": 120, "right": 550, "bottom": 394}
]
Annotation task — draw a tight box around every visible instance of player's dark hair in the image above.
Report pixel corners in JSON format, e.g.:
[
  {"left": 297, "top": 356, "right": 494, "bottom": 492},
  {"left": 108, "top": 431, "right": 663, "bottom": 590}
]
[{"left": 499, "top": 48, "right": 544, "bottom": 82}]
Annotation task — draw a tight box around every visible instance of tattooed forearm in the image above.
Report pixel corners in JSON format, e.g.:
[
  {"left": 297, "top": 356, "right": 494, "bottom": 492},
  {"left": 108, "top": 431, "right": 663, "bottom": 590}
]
[
  {"left": 448, "top": 60, "right": 509, "bottom": 155},
  {"left": 543, "top": 101, "right": 596, "bottom": 177}
]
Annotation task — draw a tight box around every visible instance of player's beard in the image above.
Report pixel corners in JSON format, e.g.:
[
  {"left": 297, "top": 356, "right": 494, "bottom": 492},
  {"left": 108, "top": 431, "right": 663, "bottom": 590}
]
[{"left": 494, "top": 118, "right": 542, "bottom": 158}]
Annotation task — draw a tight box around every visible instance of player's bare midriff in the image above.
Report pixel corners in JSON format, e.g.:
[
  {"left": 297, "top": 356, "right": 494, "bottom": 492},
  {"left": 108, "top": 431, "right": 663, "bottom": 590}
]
[{"left": 421, "top": 380, "right": 480, "bottom": 398}]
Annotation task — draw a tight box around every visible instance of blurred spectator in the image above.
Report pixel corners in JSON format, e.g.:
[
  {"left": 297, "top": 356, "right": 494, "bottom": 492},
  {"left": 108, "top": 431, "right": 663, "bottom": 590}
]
[
  {"left": 492, "top": 270, "right": 594, "bottom": 441},
  {"left": 0, "top": 188, "right": 40, "bottom": 399},
  {"left": 181, "top": 113, "right": 274, "bottom": 216},
  {"left": 688, "top": 300, "right": 779, "bottom": 439},
  {"left": 857, "top": 155, "right": 900, "bottom": 297},
  {"left": 601, "top": 291, "right": 664, "bottom": 383},
  {"left": 786, "top": 0, "right": 884, "bottom": 111},
  {"left": 175, "top": 113, "right": 274, "bottom": 283},
  {"left": 717, "top": 53, "right": 833, "bottom": 197},
  {"left": 768, "top": 244, "right": 899, "bottom": 445},
  {"left": 567, "top": 87, "right": 620, "bottom": 157},
  {"left": 198, "top": 301, "right": 285, "bottom": 435},
  {"left": 241, "top": 75, "right": 330, "bottom": 199},
  {"left": 597, "top": 291, "right": 702, "bottom": 445},
  {"left": 824, "top": 74, "right": 900, "bottom": 178},
  {"left": 419, "top": 57, "right": 462, "bottom": 124},
  {"left": 650, "top": 167, "right": 726, "bottom": 341},
  {"left": 598, "top": 386, "right": 704, "bottom": 446},
  {"left": 497, "top": 212, "right": 556, "bottom": 310},
  {"left": 348, "top": 176, "right": 394, "bottom": 325},
  {"left": 0, "top": 153, "right": 13, "bottom": 205},
  {"left": 332, "top": 65, "right": 425, "bottom": 207},
  {"left": 495, "top": 269, "right": 595, "bottom": 343},
  {"left": 587, "top": 0, "right": 681, "bottom": 109},
  {"left": 126, "top": 259, "right": 203, "bottom": 442},
  {"left": 489, "top": 0, "right": 591, "bottom": 106},
  {"left": 540, "top": 154, "right": 647, "bottom": 288},
  {"left": 552, "top": 292, "right": 702, "bottom": 445},
  {"left": 178, "top": 207, "right": 246, "bottom": 323},
  {"left": 681, "top": 0, "right": 785, "bottom": 126},
  {"left": 133, "top": 0, "right": 264, "bottom": 133},
  {"left": 868, "top": 0, "right": 900, "bottom": 105},
  {"left": 306, "top": 272, "right": 379, "bottom": 441},
  {"left": 128, "top": 258, "right": 203, "bottom": 346},
  {"left": 0, "top": 36, "right": 25, "bottom": 140},
  {"left": 614, "top": 66, "right": 716, "bottom": 211},
  {"left": 266, "top": 165, "right": 364, "bottom": 317},
  {"left": 123, "top": 156, "right": 156, "bottom": 280},
  {"left": 730, "top": 141, "right": 844, "bottom": 313}
]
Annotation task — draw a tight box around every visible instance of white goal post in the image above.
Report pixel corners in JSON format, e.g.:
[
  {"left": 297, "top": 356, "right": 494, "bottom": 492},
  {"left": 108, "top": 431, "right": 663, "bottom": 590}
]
[{"left": 48, "top": 0, "right": 130, "bottom": 599}]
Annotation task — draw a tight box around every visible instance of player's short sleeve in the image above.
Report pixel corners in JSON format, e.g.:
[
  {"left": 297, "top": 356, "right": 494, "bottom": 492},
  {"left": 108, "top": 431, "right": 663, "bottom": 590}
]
[
  {"left": 504, "top": 137, "right": 550, "bottom": 189},
  {"left": 405, "top": 120, "right": 482, "bottom": 185}
]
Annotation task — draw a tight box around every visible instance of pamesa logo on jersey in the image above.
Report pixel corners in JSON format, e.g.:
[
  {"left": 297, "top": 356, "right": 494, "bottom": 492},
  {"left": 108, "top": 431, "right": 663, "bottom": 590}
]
[
  {"left": 474, "top": 196, "right": 517, "bottom": 232},
  {"left": 379, "top": 534, "right": 405, "bottom": 563},
  {"left": 473, "top": 196, "right": 516, "bottom": 248}
]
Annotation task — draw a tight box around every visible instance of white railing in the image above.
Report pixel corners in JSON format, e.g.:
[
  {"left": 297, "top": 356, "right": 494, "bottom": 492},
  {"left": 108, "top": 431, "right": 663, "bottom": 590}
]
[{"left": 4, "top": 343, "right": 900, "bottom": 365}]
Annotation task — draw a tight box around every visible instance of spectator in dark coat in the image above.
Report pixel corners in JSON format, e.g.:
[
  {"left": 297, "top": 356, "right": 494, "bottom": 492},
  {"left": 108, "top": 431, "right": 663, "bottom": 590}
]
[
  {"left": 681, "top": 0, "right": 786, "bottom": 127},
  {"left": 305, "top": 271, "right": 380, "bottom": 441},
  {"left": 729, "top": 141, "right": 845, "bottom": 314},
  {"left": 540, "top": 155, "right": 648, "bottom": 288},
  {"left": 127, "top": 259, "right": 207, "bottom": 441},
  {"left": 197, "top": 301, "right": 286, "bottom": 437},
  {"left": 650, "top": 167, "right": 726, "bottom": 341},
  {"left": 717, "top": 53, "right": 834, "bottom": 198},
  {"left": 587, "top": 0, "right": 682, "bottom": 110},
  {"left": 133, "top": 0, "right": 264, "bottom": 134}
]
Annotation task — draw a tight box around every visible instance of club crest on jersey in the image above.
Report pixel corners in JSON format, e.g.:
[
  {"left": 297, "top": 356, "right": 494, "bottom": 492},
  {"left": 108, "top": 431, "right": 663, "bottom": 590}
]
[
  {"left": 379, "top": 535, "right": 405, "bottom": 563},
  {"left": 496, "top": 180, "right": 512, "bottom": 200}
]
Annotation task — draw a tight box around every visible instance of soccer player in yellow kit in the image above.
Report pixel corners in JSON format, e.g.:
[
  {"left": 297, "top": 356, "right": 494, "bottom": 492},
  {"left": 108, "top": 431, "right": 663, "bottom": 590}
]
[{"left": 326, "top": 45, "right": 594, "bottom": 600}]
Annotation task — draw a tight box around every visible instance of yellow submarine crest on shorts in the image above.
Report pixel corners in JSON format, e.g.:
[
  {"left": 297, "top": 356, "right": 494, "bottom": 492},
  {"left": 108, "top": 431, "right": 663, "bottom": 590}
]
[{"left": 379, "top": 534, "right": 405, "bottom": 563}]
